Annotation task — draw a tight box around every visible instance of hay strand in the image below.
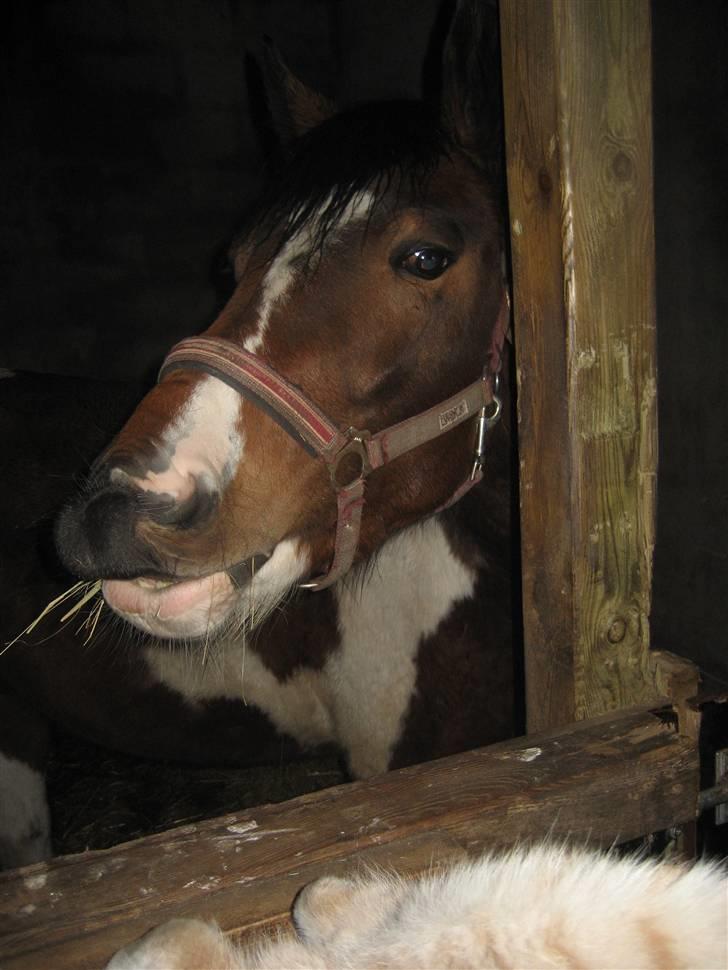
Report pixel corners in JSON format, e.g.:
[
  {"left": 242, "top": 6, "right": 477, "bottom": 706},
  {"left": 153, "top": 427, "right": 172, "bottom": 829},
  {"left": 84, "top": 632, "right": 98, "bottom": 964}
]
[
  {"left": 3, "top": 579, "right": 103, "bottom": 654},
  {"left": 60, "top": 580, "right": 103, "bottom": 622}
]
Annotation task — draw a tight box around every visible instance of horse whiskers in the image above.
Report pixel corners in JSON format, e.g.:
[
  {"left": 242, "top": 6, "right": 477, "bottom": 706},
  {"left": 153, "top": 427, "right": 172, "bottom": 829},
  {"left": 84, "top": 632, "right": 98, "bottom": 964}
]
[
  {"left": 243, "top": 555, "right": 257, "bottom": 696},
  {"left": 249, "top": 555, "right": 257, "bottom": 630},
  {"left": 2, "top": 579, "right": 104, "bottom": 654},
  {"left": 78, "top": 595, "right": 105, "bottom": 646}
]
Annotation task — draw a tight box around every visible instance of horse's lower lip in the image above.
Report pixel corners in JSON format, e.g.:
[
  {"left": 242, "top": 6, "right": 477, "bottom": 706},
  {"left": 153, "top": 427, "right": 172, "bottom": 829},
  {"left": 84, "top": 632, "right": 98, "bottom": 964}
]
[{"left": 103, "top": 571, "right": 232, "bottom": 620}]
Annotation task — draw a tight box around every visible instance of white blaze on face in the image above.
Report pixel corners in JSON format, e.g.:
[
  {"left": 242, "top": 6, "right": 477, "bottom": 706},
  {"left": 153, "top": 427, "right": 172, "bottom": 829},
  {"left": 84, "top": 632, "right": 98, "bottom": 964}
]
[
  {"left": 113, "top": 375, "right": 244, "bottom": 501},
  {"left": 244, "top": 191, "right": 374, "bottom": 355},
  {"left": 243, "top": 228, "right": 310, "bottom": 355},
  {"left": 105, "top": 192, "right": 379, "bottom": 638},
  {"left": 103, "top": 376, "right": 248, "bottom": 639}
]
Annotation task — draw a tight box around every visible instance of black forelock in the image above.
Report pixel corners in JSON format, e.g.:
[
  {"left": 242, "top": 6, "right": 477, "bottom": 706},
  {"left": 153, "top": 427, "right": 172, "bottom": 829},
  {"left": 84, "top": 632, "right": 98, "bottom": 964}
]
[{"left": 239, "top": 99, "right": 452, "bottom": 262}]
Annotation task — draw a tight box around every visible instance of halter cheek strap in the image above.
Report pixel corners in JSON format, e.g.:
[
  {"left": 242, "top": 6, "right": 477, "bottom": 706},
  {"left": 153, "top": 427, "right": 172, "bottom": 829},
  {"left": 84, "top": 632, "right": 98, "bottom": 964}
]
[{"left": 158, "top": 292, "right": 509, "bottom": 590}]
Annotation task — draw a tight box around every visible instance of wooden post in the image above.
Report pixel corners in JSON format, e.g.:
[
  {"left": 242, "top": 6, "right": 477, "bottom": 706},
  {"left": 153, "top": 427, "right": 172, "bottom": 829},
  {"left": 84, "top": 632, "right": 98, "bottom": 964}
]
[{"left": 499, "top": 0, "right": 690, "bottom": 731}]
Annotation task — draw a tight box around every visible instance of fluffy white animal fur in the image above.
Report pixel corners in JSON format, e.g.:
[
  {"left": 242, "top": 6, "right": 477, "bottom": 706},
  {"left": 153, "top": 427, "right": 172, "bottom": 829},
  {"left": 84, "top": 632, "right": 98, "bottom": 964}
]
[{"left": 107, "top": 842, "right": 727, "bottom": 969}]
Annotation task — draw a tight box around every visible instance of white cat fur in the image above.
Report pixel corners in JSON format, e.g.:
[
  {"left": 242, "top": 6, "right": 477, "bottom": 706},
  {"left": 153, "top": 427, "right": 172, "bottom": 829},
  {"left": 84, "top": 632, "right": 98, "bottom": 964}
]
[{"left": 107, "top": 842, "right": 728, "bottom": 969}]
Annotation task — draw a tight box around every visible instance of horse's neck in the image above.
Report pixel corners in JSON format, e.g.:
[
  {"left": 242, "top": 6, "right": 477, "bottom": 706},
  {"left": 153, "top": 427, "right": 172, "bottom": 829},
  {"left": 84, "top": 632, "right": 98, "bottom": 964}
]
[{"left": 342, "top": 512, "right": 477, "bottom": 605}]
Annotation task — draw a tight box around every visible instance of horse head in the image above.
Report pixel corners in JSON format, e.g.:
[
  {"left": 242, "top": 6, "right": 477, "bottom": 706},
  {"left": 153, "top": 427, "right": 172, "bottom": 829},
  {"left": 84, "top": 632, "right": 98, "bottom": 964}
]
[{"left": 55, "top": 2, "right": 507, "bottom": 643}]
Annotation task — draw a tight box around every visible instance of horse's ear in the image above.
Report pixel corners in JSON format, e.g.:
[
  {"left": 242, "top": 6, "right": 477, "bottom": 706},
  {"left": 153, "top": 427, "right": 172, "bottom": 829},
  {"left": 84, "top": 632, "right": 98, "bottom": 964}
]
[
  {"left": 440, "top": 0, "right": 503, "bottom": 177},
  {"left": 261, "top": 38, "right": 337, "bottom": 144}
]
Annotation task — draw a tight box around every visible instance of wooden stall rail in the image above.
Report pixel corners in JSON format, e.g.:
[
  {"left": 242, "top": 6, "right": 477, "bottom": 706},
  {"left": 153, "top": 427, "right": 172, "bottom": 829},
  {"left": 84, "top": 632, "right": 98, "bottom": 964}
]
[{"left": 0, "top": 705, "right": 698, "bottom": 970}]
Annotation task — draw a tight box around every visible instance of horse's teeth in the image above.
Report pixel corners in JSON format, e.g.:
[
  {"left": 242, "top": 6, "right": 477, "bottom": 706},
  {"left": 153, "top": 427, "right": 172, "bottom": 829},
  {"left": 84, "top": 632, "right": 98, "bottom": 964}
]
[{"left": 135, "top": 577, "right": 176, "bottom": 590}]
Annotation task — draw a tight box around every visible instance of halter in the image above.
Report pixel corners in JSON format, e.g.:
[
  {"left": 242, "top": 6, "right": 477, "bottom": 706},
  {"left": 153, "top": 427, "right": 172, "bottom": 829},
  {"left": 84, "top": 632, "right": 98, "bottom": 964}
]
[{"left": 158, "top": 292, "right": 509, "bottom": 590}]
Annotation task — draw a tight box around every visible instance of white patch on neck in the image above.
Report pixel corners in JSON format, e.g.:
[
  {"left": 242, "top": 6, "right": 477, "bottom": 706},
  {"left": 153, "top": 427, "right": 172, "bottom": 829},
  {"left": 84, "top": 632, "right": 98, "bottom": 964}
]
[
  {"left": 143, "top": 538, "right": 331, "bottom": 748},
  {"left": 244, "top": 192, "right": 374, "bottom": 355},
  {"left": 0, "top": 754, "right": 52, "bottom": 869},
  {"left": 330, "top": 517, "right": 477, "bottom": 778},
  {"left": 144, "top": 644, "right": 335, "bottom": 749},
  {"left": 114, "top": 375, "right": 244, "bottom": 499}
]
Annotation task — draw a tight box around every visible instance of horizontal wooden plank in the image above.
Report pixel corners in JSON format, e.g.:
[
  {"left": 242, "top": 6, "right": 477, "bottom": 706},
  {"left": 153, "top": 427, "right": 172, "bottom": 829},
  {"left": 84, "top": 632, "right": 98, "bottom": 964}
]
[{"left": 0, "top": 706, "right": 698, "bottom": 969}]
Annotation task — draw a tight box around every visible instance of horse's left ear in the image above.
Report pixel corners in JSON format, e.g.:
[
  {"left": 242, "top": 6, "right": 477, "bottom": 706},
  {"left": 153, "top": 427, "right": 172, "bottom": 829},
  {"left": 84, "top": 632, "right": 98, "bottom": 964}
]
[
  {"left": 440, "top": 0, "right": 503, "bottom": 177},
  {"left": 261, "top": 38, "right": 337, "bottom": 145}
]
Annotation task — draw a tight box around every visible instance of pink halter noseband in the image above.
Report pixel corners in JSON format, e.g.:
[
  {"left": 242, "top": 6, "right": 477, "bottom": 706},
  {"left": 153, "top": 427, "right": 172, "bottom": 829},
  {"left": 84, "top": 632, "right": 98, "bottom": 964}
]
[{"left": 159, "top": 292, "right": 509, "bottom": 590}]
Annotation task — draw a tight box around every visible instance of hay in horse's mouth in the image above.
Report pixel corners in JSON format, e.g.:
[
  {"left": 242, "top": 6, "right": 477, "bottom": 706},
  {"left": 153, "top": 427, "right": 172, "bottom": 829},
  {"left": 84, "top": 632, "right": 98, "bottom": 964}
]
[
  {"left": 4, "top": 557, "right": 269, "bottom": 651},
  {"left": 3, "top": 579, "right": 104, "bottom": 653}
]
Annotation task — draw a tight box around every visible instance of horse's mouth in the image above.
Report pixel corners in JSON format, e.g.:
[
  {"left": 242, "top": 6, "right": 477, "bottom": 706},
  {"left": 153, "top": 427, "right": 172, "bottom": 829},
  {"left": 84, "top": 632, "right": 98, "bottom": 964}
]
[
  {"left": 102, "top": 570, "right": 234, "bottom": 622},
  {"left": 101, "top": 555, "right": 269, "bottom": 634}
]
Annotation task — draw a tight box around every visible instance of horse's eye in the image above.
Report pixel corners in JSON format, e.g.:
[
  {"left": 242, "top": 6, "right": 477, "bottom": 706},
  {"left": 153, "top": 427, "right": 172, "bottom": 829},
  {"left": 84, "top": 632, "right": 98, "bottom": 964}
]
[{"left": 401, "top": 247, "right": 452, "bottom": 280}]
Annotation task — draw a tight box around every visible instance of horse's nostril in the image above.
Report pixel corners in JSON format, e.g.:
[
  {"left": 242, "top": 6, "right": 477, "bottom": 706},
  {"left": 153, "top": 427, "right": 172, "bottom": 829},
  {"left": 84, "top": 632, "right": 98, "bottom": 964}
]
[
  {"left": 139, "top": 478, "right": 218, "bottom": 529},
  {"left": 55, "top": 463, "right": 219, "bottom": 580},
  {"left": 55, "top": 486, "right": 153, "bottom": 580},
  {"left": 103, "top": 460, "right": 218, "bottom": 530},
  {"left": 83, "top": 487, "right": 138, "bottom": 538}
]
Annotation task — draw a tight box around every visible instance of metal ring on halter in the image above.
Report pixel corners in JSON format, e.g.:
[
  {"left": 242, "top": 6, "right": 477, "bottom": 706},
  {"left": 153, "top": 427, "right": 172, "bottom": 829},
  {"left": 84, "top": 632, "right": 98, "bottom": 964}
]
[
  {"left": 486, "top": 372, "right": 501, "bottom": 422},
  {"left": 328, "top": 428, "right": 373, "bottom": 489}
]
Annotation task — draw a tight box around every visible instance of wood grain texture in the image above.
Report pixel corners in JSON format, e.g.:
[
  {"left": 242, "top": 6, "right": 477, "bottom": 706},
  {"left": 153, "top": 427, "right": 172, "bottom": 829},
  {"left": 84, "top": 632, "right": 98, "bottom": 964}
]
[
  {"left": 0, "top": 707, "right": 698, "bottom": 969},
  {"left": 500, "top": 0, "right": 663, "bottom": 729}
]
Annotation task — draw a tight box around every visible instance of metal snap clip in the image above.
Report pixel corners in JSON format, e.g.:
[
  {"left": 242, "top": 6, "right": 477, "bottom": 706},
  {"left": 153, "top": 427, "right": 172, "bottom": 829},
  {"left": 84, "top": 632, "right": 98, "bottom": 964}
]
[{"left": 470, "top": 375, "right": 502, "bottom": 480}]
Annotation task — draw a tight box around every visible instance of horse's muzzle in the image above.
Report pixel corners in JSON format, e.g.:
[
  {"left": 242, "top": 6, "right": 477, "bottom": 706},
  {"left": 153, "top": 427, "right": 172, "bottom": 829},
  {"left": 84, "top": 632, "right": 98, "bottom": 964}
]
[{"left": 55, "top": 476, "right": 215, "bottom": 580}]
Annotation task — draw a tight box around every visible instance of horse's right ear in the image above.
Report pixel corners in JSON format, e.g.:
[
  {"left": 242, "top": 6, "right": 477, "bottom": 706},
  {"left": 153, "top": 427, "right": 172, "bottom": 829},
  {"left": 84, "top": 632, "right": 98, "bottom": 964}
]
[
  {"left": 261, "top": 38, "right": 337, "bottom": 145},
  {"left": 440, "top": 0, "right": 503, "bottom": 179}
]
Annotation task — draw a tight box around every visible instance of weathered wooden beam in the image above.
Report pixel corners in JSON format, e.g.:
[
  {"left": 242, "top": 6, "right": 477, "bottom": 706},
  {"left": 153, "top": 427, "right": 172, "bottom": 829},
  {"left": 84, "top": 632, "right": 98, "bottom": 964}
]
[
  {"left": 0, "top": 706, "right": 698, "bottom": 969},
  {"left": 500, "top": 0, "right": 667, "bottom": 730}
]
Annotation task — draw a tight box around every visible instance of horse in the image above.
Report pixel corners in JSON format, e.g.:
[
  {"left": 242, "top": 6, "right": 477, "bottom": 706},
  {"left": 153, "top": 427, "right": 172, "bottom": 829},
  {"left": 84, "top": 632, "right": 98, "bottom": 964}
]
[{"left": 0, "top": 1, "right": 516, "bottom": 870}]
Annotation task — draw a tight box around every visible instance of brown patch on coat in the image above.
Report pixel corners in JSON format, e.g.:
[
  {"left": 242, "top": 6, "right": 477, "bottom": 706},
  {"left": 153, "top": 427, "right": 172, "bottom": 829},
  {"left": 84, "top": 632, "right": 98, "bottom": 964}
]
[
  {"left": 250, "top": 586, "right": 341, "bottom": 681},
  {"left": 637, "top": 916, "right": 679, "bottom": 970}
]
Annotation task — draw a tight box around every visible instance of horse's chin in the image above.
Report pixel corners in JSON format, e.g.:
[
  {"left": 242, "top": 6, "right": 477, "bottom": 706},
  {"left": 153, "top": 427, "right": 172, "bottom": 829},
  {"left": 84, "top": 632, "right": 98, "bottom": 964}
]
[{"left": 102, "top": 571, "right": 237, "bottom": 640}]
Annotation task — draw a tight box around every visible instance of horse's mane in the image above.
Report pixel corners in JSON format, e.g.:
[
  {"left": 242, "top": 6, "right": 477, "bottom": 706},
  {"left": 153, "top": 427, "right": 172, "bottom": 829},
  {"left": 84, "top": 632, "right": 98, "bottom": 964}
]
[{"left": 238, "top": 99, "right": 453, "bottom": 264}]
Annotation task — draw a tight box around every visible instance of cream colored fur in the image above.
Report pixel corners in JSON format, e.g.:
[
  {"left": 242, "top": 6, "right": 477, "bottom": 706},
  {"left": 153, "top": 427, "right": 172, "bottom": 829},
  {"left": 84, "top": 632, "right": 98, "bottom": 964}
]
[{"left": 107, "top": 843, "right": 728, "bottom": 969}]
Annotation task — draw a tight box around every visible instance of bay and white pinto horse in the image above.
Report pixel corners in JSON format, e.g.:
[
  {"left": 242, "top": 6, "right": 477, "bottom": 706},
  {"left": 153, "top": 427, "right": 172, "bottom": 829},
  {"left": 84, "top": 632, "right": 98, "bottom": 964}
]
[{"left": 0, "top": 1, "right": 515, "bottom": 868}]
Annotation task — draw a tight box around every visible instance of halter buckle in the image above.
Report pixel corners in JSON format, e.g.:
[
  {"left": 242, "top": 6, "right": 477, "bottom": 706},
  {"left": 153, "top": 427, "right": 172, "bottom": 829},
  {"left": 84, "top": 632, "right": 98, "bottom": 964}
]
[{"left": 329, "top": 428, "right": 372, "bottom": 490}]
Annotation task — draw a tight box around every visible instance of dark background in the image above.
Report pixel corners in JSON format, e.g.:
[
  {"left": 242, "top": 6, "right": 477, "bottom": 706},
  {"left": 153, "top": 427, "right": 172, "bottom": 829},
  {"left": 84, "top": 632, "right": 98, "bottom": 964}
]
[
  {"left": 0, "top": 0, "right": 441, "bottom": 381},
  {"left": 651, "top": 1, "right": 727, "bottom": 688},
  {"left": 1, "top": 0, "right": 726, "bottom": 682}
]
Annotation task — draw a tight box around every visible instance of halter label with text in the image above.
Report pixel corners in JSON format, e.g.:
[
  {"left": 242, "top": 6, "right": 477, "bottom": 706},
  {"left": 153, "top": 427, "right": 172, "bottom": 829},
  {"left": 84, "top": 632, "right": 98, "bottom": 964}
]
[{"left": 438, "top": 399, "right": 469, "bottom": 431}]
